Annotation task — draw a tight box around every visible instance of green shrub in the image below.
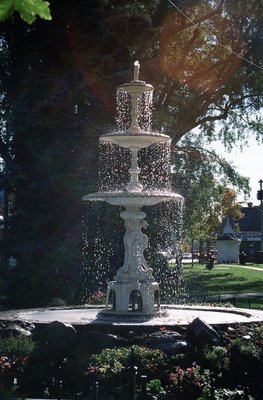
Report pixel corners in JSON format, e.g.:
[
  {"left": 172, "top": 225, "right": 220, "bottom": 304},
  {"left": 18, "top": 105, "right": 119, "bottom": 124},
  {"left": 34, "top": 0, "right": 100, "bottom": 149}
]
[
  {"left": 0, "top": 335, "right": 36, "bottom": 357},
  {"left": 203, "top": 346, "right": 230, "bottom": 373},
  {"left": 84, "top": 346, "right": 167, "bottom": 400},
  {"left": 47, "top": 297, "right": 66, "bottom": 306},
  {"left": 147, "top": 379, "right": 166, "bottom": 397},
  {"left": 87, "top": 345, "right": 167, "bottom": 378},
  {"left": 168, "top": 365, "right": 212, "bottom": 399},
  {"left": 251, "top": 324, "right": 263, "bottom": 344},
  {"left": 87, "top": 347, "right": 128, "bottom": 380},
  {"left": 230, "top": 338, "right": 261, "bottom": 361},
  {"left": 213, "top": 388, "right": 254, "bottom": 399},
  {"left": 86, "top": 290, "right": 106, "bottom": 305}
]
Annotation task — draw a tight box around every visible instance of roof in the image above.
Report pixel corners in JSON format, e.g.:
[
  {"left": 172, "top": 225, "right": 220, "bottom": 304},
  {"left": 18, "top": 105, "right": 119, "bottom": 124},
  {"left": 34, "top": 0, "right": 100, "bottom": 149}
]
[
  {"left": 238, "top": 206, "right": 261, "bottom": 232},
  {"left": 217, "top": 232, "right": 240, "bottom": 241}
]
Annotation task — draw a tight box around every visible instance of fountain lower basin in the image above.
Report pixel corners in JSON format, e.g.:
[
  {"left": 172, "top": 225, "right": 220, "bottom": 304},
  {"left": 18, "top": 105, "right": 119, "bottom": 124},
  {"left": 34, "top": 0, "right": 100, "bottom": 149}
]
[{"left": 1, "top": 305, "right": 263, "bottom": 326}]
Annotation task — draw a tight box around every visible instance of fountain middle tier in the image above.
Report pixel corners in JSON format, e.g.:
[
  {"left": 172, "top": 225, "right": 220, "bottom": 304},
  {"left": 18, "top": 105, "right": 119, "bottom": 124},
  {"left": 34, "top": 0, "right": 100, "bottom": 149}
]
[
  {"left": 100, "top": 131, "right": 171, "bottom": 150},
  {"left": 83, "top": 190, "right": 184, "bottom": 207},
  {"left": 99, "top": 132, "right": 172, "bottom": 193}
]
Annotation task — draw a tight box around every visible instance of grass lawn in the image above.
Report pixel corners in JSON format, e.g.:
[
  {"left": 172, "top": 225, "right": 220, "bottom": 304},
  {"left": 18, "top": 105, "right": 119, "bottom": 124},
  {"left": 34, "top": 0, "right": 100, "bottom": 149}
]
[{"left": 180, "top": 262, "right": 263, "bottom": 308}]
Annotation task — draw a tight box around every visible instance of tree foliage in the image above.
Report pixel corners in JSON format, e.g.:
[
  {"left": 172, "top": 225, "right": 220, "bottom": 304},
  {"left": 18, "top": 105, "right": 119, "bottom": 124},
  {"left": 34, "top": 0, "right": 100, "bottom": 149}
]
[
  {"left": 154, "top": 0, "right": 263, "bottom": 143},
  {"left": 172, "top": 145, "right": 244, "bottom": 246}
]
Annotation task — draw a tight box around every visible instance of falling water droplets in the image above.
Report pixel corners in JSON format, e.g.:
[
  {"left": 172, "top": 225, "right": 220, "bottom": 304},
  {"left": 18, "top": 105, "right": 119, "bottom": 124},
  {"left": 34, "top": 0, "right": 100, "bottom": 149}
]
[
  {"left": 82, "top": 202, "right": 125, "bottom": 298},
  {"left": 116, "top": 90, "right": 130, "bottom": 131},
  {"left": 98, "top": 142, "right": 130, "bottom": 192},
  {"left": 137, "top": 91, "right": 153, "bottom": 131},
  {"left": 116, "top": 88, "right": 153, "bottom": 132},
  {"left": 140, "top": 142, "right": 172, "bottom": 191},
  {"left": 145, "top": 200, "right": 186, "bottom": 304}
]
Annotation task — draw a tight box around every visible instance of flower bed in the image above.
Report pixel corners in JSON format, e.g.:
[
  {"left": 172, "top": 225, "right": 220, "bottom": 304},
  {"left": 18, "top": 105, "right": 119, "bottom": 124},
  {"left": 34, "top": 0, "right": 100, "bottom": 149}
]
[{"left": 0, "top": 321, "right": 262, "bottom": 399}]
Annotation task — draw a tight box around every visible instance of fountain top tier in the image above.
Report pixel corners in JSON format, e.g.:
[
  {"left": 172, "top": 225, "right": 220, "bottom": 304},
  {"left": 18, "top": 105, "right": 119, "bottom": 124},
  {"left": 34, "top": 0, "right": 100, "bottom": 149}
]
[
  {"left": 84, "top": 60, "right": 183, "bottom": 199},
  {"left": 100, "top": 60, "right": 171, "bottom": 151}
]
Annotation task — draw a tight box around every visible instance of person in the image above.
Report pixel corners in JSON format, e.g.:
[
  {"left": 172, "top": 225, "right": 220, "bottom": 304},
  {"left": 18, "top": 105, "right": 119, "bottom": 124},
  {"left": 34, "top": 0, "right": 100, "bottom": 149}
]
[
  {"left": 239, "top": 251, "right": 247, "bottom": 265},
  {"left": 199, "top": 253, "right": 205, "bottom": 264},
  {"left": 205, "top": 253, "right": 215, "bottom": 270}
]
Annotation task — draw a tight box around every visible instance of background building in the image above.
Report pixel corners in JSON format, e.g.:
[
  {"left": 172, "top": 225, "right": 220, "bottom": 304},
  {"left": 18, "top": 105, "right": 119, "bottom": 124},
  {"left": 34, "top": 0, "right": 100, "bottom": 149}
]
[{"left": 237, "top": 204, "right": 261, "bottom": 261}]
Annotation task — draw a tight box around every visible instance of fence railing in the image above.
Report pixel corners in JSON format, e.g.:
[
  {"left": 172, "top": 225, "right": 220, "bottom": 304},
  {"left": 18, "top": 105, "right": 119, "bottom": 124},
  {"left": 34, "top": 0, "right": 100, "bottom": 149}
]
[{"left": 188, "top": 293, "right": 263, "bottom": 309}]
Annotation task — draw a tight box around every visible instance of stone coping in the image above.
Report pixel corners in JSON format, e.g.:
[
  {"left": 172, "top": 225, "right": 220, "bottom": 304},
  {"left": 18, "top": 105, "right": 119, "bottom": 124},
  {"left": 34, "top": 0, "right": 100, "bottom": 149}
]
[{"left": 0, "top": 304, "right": 263, "bottom": 326}]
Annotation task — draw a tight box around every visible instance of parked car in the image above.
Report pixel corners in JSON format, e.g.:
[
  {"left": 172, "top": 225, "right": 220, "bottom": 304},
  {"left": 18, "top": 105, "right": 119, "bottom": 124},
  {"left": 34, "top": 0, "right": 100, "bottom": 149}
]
[{"left": 183, "top": 253, "right": 192, "bottom": 259}]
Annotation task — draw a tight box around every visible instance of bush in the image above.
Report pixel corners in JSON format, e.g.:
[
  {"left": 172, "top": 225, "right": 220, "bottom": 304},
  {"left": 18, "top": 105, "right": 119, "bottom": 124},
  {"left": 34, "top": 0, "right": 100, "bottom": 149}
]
[
  {"left": 0, "top": 336, "right": 36, "bottom": 357},
  {"left": 147, "top": 379, "right": 166, "bottom": 398},
  {"left": 203, "top": 346, "right": 230, "bottom": 374},
  {"left": 85, "top": 345, "right": 167, "bottom": 399},
  {"left": 47, "top": 297, "right": 66, "bottom": 307},
  {"left": 86, "top": 290, "right": 106, "bottom": 305},
  {"left": 213, "top": 388, "right": 254, "bottom": 399},
  {"left": 87, "top": 345, "right": 167, "bottom": 378},
  {"left": 167, "top": 364, "right": 212, "bottom": 400},
  {"left": 0, "top": 336, "right": 36, "bottom": 395},
  {"left": 230, "top": 336, "right": 262, "bottom": 378}
]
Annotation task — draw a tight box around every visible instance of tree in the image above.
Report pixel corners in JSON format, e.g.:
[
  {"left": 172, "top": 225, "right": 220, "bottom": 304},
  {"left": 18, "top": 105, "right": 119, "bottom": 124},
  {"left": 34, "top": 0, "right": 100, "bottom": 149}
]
[
  {"left": 154, "top": 0, "right": 263, "bottom": 143},
  {"left": 172, "top": 143, "right": 244, "bottom": 252},
  {"left": 221, "top": 188, "right": 244, "bottom": 222}
]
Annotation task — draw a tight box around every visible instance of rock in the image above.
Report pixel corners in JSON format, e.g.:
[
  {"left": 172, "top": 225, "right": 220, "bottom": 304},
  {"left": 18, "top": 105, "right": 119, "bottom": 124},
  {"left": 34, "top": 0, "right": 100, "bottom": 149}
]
[
  {"left": 186, "top": 317, "right": 223, "bottom": 347},
  {"left": 40, "top": 321, "right": 77, "bottom": 356},
  {"left": 1, "top": 323, "right": 33, "bottom": 338},
  {"left": 170, "top": 340, "right": 194, "bottom": 354},
  {"left": 0, "top": 321, "right": 5, "bottom": 330},
  {"left": 18, "top": 321, "right": 35, "bottom": 331},
  {"left": 75, "top": 330, "right": 125, "bottom": 356},
  {"left": 140, "top": 330, "right": 184, "bottom": 354}
]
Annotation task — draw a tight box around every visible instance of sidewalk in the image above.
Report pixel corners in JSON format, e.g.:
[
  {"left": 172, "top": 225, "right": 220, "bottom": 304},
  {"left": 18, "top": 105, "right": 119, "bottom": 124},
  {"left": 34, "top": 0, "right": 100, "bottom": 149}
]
[{"left": 216, "top": 264, "right": 263, "bottom": 271}]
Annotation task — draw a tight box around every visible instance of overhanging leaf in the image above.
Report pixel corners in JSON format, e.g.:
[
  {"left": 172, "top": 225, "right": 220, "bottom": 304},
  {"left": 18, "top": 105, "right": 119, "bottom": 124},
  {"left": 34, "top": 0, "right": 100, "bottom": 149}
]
[
  {"left": 14, "top": 0, "right": 51, "bottom": 23},
  {"left": 0, "top": 0, "right": 15, "bottom": 21},
  {"left": 0, "top": 0, "right": 51, "bottom": 23}
]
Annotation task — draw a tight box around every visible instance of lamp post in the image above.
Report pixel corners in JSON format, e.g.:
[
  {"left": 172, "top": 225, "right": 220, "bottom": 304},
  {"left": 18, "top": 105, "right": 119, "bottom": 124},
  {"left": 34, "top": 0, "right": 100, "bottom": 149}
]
[{"left": 257, "top": 179, "right": 263, "bottom": 251}]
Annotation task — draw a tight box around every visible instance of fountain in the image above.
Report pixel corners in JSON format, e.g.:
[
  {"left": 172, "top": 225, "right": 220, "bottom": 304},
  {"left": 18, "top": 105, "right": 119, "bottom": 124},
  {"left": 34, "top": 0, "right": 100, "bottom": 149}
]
[
  {"left": 83, "top": 61, "right": 183, "bottom": 316},
  {"left": 0, "top": 62, "right": 263, "bottom": 327}
]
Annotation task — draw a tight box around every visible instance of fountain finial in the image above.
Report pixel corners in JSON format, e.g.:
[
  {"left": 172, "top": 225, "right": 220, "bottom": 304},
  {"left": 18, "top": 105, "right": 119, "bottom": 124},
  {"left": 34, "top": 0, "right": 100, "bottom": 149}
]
[{"left": 133, "top": 60, "right": 140, "bottom": 81}]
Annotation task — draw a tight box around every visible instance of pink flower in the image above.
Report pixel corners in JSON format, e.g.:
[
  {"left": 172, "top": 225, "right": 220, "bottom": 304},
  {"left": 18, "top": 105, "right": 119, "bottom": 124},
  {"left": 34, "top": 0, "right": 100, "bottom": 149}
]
[{"left": 169, "top": 372, "right": 177, "bottom": 383}]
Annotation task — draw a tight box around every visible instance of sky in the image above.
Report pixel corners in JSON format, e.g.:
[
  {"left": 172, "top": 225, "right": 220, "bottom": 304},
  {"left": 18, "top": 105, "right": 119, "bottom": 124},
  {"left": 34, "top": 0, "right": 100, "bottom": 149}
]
[{"left": 210, "top": 136, "right": 262, "bottom": 205}]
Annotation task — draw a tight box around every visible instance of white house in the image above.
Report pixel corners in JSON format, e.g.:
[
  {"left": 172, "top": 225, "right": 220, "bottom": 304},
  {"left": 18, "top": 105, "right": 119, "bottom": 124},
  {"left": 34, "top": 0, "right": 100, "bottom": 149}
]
[{"left": 216, "top": 218, "right": 241, "bottom": 263}]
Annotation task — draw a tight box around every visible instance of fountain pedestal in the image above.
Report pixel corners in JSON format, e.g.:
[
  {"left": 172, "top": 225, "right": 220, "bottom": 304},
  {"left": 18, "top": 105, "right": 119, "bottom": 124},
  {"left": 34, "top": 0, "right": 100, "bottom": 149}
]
[{"left": 105, "top": 207, "right": 159, "bottom": 314}]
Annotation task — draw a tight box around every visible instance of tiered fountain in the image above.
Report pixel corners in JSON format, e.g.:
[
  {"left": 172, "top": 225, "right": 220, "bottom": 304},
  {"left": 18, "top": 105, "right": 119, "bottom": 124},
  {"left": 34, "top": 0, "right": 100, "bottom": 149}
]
[{"left": 83, "top": 61, "right": 183, "bottom": 316}]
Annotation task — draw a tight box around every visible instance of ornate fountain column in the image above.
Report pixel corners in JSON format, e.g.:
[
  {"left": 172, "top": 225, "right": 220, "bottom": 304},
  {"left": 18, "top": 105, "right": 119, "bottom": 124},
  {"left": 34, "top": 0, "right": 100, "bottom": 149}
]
[
  {"left": 107, "top": 206, "right": 159, "bottom": 313},
  {"left": 115, "top": 208, "right": 152, "bottom": 281}
]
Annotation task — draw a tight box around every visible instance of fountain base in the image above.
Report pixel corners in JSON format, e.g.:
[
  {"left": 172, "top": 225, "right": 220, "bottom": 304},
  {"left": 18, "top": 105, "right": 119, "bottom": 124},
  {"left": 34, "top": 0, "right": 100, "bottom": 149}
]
[
  {"left": 98, "top": 308, "right": 166, "bottom": 323},
  {"left": 105, "top": 280, "right": 160, "bottom": 314}
]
